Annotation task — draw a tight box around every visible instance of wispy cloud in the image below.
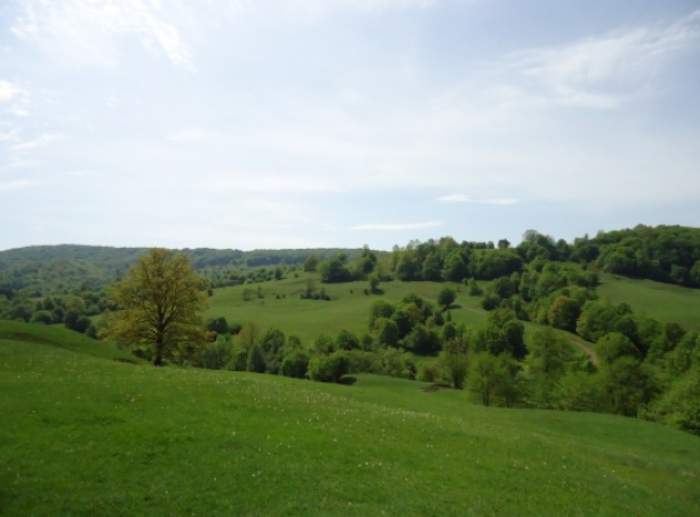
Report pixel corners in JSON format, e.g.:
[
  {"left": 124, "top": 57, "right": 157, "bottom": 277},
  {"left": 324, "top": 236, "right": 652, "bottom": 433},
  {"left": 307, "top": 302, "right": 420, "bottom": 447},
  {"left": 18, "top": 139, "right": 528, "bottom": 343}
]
[
  {"left": 437, "top": 194, "right": 518, "bottom": 205},
  {"left": 351, "top": 221, "right": 443, "bottom": 231},
  {"left": 10, "top": 133, "right": 63, "bottom": 152},
  {"left": 0, "top": 81, "right": 25, "bottom": 103},
  {"left": 0, "top": 179, "right": 39, "bottom": 192},
  {"left": 504, "top": 9, "right": 700, "bottom": 109},
  {"left": 12, "top": 0, "right": 192, "bottom": 68}
]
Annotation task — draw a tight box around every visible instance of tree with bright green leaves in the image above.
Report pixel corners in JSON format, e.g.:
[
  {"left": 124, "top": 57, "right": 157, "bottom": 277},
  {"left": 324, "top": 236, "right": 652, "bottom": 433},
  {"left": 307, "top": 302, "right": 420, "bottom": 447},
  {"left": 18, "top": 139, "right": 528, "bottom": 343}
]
[
  {"left": 547, "top": 295, "right": 580, "bottom": 332},
  {"left": 437, "top": 287, "right": 456, "bottom": 311},
  {"left": 468, "top": 352, "right": 522, "bottom": 407},
  {"left": 105, "top": 248, "right": 207, "bottom": 366},
  {"left": 303, "top": 254, "right": 319, "bottom": 272},
  {"left": 439, "top": 339, "right": 469, "bottom": 389},
  {"left": 525, "top": 327, "right": 573, "bottom": 407}
]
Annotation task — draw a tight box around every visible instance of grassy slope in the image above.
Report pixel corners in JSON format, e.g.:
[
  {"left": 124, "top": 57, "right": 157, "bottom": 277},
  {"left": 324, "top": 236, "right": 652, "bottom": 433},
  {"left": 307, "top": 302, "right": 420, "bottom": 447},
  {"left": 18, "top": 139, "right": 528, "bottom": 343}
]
[
  {"left": 0, "top": 320, "right": 136, "bottom": 362},
  {"left": 1, "top": 329, "right": 700, "bottom": 515},
  {"left": 598, "top": 274, "right": 700, "bottom": 331},
  {"left": 206, "top": 276, "right": 593, "bottom": 356}
]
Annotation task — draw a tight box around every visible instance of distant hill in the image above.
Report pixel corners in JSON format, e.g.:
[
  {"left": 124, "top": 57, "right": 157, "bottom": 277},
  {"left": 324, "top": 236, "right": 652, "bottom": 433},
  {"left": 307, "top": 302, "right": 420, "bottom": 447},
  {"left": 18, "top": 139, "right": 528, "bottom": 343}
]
[{"left": 0, "top": 244, "right": 365, "bottom": 296}]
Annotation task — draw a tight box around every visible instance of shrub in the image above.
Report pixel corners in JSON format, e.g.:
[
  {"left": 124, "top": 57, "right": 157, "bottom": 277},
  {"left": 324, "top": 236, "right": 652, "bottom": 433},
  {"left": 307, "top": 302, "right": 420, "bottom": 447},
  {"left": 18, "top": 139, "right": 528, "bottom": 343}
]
[
  {"left": 646, "top": 367, "right": 700, "bottom": 435},
  {"left": 206, "top": 316, "right": 230, "bottom": 334},
  {"left": 31, "top": 310, "right": 53, "bottom": 325},
  {"left": 373, "top": 318, "right": 400, "bottom": 348},
  {"left": 246, "top": 344, "right": 266, "bottom": 373},
  {"left": 439, "top": 342, "right": 469, "bottom": 389},
  {"left": 418, "top": 362, "right": 442, "bottom": 383},
  {"left": 468, "top": 353, "right": 522, "bottom": 407},
  {"left": 308, "top": 351, "right": 350, "bottom": 383},
  {"left": 202, "top": 339, "right": 232, "bottom": 370},
  {"left": 437, "top": 287, "right": 456, "bottom": 310},
  {"left": 336, "top": 330, "right": 360, "bottom": 350},
  {"left": 281, "top": 351, "right": 310, "bottom": 378}
]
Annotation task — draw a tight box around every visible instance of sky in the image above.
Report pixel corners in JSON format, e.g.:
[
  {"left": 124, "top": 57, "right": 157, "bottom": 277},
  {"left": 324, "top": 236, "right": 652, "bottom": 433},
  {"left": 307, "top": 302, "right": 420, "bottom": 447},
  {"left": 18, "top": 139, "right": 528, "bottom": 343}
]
[{"left": 1, "top": 0, "right": 699, "bottom": 251}]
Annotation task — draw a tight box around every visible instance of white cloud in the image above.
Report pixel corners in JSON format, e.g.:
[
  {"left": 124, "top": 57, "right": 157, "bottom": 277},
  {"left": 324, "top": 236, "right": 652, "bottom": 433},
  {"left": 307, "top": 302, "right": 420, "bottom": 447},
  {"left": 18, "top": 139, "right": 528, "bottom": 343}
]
[
  {"left": 352, "top": 221, "right": 443, "bottom": 231},
  {"left": 437, "top": 194, "right": 518, "bottom": 205},
  {"left": 0, "top": 179, "right": 38, "bottom": 192},
  {"left": 12, "top": 0, "right": 192, "bottom": 68},
  {"left": 0, "top": 81, "right": 25, "bottom": 103},
  {"left": 10, "top": 133, "right": 64, "bottom": 152},
  {"left": 505, "top": 9, "right": 700, "bottom": 109}
]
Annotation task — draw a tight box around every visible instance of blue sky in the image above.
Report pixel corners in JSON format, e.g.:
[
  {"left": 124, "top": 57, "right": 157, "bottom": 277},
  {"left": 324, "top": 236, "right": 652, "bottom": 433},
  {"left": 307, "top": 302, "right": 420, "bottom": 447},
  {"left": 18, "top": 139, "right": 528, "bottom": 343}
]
[{"left": 1, "top": 0, "right": 699, "bottom": 251}]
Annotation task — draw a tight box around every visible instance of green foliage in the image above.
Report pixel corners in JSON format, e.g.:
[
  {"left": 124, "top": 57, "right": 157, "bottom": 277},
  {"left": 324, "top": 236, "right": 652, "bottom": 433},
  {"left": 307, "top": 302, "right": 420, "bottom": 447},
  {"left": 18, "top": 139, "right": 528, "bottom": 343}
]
[
  {"left": 206, "top": 316, "right": 230, "bottom": 334},
  {"left": 336, "top": 329, "right": 360, "bottom": 350},
  {"left": 402, "top": 324, "right": 441, "bottom": 355},
  {"left": 373, "top": 318, "right": 399, "bottom": 348},
  {"left": 547, "top": 296, "right": 580, "bottom": 332},
  {"left": 437, "top": 287, "right": 456, "bottom": 310},
  {"left": 596, "top": 332, "right": 640, "bottom": 365},
  {"left": 647, "top": 366, "right": 700, "bottom": 434},
  {"left": 31, "top": 310, "right": 53, "bottom": 325},
  {"left": 104, "top": 249, "right": 207, "bottom": 366},
  {"left": 246, "top": 344, "right": 267, "bottom": 373},
  {"left": 474, "top": 309, "right": 527, "bottom": 360},
  {"left": 598, "top": 357, "right": 656, "bottom": 417},
  {"left": 303, "top": 255, "right": 319, "bottom": 272},
  {"left": 319, "top": 255, "right": 353, "bottom": 283},
  {"left": 525, "top": 328, "right": 573, "bottom": 407},
  {"left": 439, "top": 340, "right": 469, "bottom": 389},
  {"left": 468, "top": 353, "right": 522, "bottom": 407},
  {"left": 307, "top": 351, "right": 350, "bottom": 382},
  {"left": 281, "top": 350, "right": 310, "bottom": 378},
  {"left": 467, "top": 278, "right": 482, "bottom": 296}
]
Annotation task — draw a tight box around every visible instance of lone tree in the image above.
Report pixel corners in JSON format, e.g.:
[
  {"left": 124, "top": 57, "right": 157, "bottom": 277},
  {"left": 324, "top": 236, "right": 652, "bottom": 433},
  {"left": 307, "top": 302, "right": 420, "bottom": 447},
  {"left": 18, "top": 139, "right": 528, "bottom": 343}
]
[
  {"left": 106, "top": 248, "right": 207, "bottom": 366},
  {"left": 437, "top": 287, "right": 456, "bottom": 311}
]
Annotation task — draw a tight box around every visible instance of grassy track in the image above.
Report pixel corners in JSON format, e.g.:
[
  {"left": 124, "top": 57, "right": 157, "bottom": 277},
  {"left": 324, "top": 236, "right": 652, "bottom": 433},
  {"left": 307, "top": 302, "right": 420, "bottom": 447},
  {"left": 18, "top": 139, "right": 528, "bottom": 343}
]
[
  {"left": 598, "top": 274, "right": 700, "bottom": 330},
  {"left": 1, "top": 323, "right": 700, "bottom": 515}
]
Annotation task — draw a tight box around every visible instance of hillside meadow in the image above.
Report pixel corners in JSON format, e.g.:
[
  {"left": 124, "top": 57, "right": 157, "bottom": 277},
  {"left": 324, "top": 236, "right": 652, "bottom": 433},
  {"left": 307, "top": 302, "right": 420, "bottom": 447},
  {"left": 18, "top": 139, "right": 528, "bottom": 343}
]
[
  {"left": 205, "top": 274, "right": 596, "bottom": 360},
  {"left": 598, "top": 274, "right": 700, "bottom": 331},
  {"left": 1, "top": 322, "right": 700, "bottom": 516}
]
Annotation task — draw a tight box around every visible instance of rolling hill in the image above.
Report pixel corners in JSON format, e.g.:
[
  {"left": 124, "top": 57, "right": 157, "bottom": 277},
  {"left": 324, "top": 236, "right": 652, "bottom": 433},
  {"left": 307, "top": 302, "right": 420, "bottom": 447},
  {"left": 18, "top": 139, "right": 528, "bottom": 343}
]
[
  {"left": 598, "top": 274, "right": 700, "bottom": 331},
  {"left": 1, "top": 321, "right": 699, "bottom": 515}
]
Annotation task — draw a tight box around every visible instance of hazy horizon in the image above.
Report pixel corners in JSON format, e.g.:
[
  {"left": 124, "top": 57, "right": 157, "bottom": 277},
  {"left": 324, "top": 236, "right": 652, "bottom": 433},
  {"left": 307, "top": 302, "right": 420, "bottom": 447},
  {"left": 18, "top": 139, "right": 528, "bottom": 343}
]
[{"left": 2, "top": 0, "right": 699, "bottom": 250}]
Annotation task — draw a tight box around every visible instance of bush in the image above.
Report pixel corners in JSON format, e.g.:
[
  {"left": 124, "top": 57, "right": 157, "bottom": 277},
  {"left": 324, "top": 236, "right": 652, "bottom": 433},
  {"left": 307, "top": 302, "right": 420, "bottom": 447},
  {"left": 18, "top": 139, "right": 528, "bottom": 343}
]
[
  {"left": 202, "top": 339, "right": 232, "bottom": 370},
  {"left": 437, "top": 287, "right": 456, "bottom": 310},
  {"left": 646, "top": 367, "right": 700, "bottom": 435},
  {"left": 439, "top": 343, "right": 469, "bottom": 389},
  {"left": 373, "top": 348, "right": 416, "bottom": 379},
  {"left": 206, "top": 317, "right": 230, "bottom": 334},
  {"left": 281, "top": 351, "right": 310, "bottom": 378},
  {"left": 308, "top": 351, "right": 350, "bottom": 383},
  {"left": 418, "top": 362, "right": 442, "bottom": 383},
  {"left": 468, "top": 353, "right": 522, "bottom": 407},
  {"left": 246, "top": 344, "right": 266, "bottom": 373},
  {"left": 336, "top": 330, "right": 360, "bottom": 350},
  {"left": 554, "top": 371, "right": 604, "bottom": 412},
  {"left": 373, "top": 317, "right": 399, "bottom": 348},
  {"left": 31, "top": 310, "right": 53, "bottom": 325}
]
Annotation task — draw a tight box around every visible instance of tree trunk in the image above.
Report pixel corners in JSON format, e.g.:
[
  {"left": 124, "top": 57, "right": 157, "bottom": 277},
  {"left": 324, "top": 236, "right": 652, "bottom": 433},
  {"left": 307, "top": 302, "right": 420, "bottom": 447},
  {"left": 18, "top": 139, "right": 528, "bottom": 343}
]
[{"left": 153, "top": 341, "right": 164, "bottom": 366}]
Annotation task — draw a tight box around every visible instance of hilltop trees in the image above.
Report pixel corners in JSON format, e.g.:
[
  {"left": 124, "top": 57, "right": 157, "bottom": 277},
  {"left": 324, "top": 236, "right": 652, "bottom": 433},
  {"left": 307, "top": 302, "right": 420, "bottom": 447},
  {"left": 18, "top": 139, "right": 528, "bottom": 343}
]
[{"left": 105, "top": 248, "right": 207, "bottom": 366}]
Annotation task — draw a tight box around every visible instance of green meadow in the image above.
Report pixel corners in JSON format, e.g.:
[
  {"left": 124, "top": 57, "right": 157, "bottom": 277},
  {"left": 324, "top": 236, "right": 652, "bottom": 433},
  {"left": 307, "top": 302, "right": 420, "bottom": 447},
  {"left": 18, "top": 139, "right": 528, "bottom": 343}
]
[
  {"left": 598, "top": 274, "right": 700, "bottom": 331},
  {"left": 1, "top": 321, "right": 699, "bottom": 516},
  {"left": 205, "top": 274, "right": 597, "bottom": 363}
]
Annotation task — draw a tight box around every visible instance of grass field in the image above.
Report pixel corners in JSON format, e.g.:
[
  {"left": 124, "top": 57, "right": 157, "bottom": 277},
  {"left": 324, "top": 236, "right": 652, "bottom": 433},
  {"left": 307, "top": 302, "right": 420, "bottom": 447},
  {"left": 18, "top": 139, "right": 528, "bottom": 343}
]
[
  {"left": 205, "top": 275, "right": 596, "bottom": 361},
  {"left": 206, "top": 275, "right": 488, "bottom": 343},
  {"left": 598, "top": 274, "right": 700, "bottom": 331},
  {"left": 1, "top": 321, "right": 699, "bottom": 515}
]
